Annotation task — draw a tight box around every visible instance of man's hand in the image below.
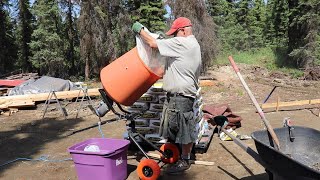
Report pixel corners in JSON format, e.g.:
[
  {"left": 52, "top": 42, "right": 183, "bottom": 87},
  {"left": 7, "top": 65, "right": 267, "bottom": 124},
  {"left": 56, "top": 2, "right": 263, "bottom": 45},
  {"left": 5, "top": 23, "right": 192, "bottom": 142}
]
[{"left": 132, "top": 22, "right": 144, "bottom": 34}]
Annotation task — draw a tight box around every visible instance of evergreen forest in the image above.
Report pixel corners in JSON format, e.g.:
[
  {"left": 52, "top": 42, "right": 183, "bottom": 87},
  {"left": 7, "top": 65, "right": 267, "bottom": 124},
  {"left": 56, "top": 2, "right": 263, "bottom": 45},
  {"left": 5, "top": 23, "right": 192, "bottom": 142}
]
[{"left": 1, "top": 0, "right": 320, "bottom": 80}]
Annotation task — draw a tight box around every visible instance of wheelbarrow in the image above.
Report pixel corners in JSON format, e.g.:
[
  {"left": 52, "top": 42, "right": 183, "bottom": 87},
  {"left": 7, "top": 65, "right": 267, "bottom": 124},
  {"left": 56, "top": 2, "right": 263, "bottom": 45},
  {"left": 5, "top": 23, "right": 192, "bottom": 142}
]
[
  {"left": 215, "top": 116, "right": 320, "bottom": 180},
  {"left": 218, "top": 56, "right": 320, "bottom": 179},
  {"left": 252, "top": 126, "right": 320, "bottom": 179}
]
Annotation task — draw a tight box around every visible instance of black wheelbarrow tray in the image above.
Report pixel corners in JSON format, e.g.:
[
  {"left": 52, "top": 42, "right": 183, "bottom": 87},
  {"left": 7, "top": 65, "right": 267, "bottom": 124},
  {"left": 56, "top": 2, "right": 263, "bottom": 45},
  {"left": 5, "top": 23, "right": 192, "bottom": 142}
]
[
  {"left": 222, "top": 126, "right": 320, "bottom": 180},
  {"left": 251, "top": 126, "right": 320, "bottom": 180}
]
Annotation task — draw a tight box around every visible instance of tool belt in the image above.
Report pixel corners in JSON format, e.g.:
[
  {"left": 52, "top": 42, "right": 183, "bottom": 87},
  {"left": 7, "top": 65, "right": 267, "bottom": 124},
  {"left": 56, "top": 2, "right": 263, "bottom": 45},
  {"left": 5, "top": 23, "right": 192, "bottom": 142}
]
[{"left": 166, "top": 92, "right": 194, "bottom": 101}]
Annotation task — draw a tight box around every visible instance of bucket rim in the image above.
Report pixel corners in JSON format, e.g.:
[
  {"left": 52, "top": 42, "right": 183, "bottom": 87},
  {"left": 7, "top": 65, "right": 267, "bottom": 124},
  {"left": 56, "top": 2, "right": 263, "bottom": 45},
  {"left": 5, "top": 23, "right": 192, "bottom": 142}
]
[{"left": 67, "top": 138, "right": 130, "bottom": 156}]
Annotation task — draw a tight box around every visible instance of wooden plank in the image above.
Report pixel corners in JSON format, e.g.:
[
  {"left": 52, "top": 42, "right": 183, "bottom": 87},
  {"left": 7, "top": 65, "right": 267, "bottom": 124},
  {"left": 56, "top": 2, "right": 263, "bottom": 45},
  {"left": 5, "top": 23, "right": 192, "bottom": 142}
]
[
  {"left": 276, "top": 96, "right": 280, "bottom": 112},
  {"left": 261, "top": 100, "right": 311, "bottom": 109},
  {"left": 0, "top": 100, "right": 35, "bottom": 109},
  {"left": 146, "top": 152, "right": 215, "bottom": 166},
  {"left": 0, "top": 88, "right": 100, "bottom": 104},
  {"left": 310, "top": 99, "right": 320, "bottom": 104}
]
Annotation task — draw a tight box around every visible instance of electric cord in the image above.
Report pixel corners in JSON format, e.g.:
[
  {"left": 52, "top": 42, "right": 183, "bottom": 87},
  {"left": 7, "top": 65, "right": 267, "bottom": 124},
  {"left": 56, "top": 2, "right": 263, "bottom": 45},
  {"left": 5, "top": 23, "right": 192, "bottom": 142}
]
[{"left": 0, "top": 155, "right": 72, "bottom": 168}]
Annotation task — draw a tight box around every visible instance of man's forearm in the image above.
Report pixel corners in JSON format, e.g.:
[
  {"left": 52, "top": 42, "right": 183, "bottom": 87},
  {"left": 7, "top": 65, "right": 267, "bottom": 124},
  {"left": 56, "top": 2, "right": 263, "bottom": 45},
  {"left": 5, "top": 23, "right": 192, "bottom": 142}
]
[{"left": 140, "top": 30, "right": 158, "bottom": 48}]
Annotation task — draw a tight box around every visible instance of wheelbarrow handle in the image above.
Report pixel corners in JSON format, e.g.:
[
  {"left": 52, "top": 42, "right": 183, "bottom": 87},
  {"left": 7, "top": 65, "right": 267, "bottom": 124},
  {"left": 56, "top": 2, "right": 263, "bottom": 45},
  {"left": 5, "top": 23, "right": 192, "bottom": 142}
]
[
  {"left": 220, "top": 127, "right": 265, "bottom": 167},
  {"left": 228, "top": 56, "right": 281, "bottom": 150}
]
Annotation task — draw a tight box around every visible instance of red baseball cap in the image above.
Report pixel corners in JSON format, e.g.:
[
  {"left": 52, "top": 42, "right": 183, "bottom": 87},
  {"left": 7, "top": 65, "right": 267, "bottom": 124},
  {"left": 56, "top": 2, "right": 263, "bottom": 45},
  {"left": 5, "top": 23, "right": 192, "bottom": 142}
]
[{"left": 165, "top": 17, "right": 192, "bottom": 36}]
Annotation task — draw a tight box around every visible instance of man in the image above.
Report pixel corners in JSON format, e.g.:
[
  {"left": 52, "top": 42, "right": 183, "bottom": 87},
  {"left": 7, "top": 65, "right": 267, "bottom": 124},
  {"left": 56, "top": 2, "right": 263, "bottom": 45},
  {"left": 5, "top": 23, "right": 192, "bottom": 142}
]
[{"left": 132, "top": 17, "right": 202, "bottom": 173}]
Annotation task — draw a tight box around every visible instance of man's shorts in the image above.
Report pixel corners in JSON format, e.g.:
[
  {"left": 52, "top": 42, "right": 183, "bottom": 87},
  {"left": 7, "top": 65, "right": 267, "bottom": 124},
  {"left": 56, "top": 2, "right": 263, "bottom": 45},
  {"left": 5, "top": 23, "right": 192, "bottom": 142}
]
[{"left": 159, "top": 94, "right": 197, "bottom": 144}]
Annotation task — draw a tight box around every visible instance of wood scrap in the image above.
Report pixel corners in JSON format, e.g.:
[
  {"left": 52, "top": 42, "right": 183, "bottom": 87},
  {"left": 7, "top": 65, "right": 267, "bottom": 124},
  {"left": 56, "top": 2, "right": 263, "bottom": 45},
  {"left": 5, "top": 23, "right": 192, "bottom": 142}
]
[
  {"left": 199, "top": 76, "right": 215, "bottom": 80},
  {"left": 2, "top": 111, "right": 12, "bottom": 116},
  {"left": 9, "top": 108, "right": 19, "bottom": 113},
  {"left": 147, "top": 152, "right": 215, "bottom": 166},
  {"left": 0, "top": 100, "right": 35, "bottom": 109},
  {"left": 200, "top": 80, "right": 215, "bottom": 87},
  {"left": 0, "top": 88, "right": 10, "bottom": 96},
  {"left": 0, "top": 108, "right": 19, "bottom": 116}
]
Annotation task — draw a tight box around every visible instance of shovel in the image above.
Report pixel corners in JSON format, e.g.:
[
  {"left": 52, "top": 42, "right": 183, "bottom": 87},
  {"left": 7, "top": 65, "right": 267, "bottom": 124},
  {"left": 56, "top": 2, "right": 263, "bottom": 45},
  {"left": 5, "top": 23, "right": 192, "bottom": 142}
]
[{"left": 228, "top": 56, "right": 280, "bottom": 150}]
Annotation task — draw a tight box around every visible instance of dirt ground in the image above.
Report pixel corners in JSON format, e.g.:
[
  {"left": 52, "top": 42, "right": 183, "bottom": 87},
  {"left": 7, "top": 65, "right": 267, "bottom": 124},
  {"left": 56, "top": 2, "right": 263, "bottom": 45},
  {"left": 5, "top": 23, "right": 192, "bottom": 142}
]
[{"left": 1, "top": 64, "right": 320, "bottom": 180}]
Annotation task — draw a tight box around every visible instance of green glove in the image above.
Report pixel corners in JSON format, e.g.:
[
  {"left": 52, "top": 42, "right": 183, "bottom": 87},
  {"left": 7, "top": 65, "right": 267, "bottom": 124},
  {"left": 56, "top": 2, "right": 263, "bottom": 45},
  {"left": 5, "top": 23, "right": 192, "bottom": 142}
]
[
  {"left": 156, "top": 31, "right": 165, "bottom": 39},
  {"left": 132, "top": 22, "right": 144, "bottom": 34}
]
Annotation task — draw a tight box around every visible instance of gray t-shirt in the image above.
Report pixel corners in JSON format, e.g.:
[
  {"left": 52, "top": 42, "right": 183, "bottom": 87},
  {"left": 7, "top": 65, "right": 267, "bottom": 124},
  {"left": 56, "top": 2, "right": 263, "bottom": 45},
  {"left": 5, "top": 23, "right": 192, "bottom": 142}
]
[{"left": 156, "top": 35, "right": 201, "bottom": 98}]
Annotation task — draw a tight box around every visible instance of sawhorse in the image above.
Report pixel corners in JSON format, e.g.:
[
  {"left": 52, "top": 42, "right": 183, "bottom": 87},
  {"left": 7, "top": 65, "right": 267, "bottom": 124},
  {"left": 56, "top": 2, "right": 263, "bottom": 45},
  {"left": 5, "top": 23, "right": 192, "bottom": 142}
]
[
  {"left": 42, "top": 90, "right": 68, "bottom": 120},
  {"left": 75, "top": 83, "right": 95, "bottom": 118}
]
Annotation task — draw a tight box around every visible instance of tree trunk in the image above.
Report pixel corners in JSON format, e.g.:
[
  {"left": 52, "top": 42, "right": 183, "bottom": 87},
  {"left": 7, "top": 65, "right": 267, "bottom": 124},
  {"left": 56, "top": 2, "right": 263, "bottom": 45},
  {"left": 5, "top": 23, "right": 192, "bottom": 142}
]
[
  {"left": 85, "top": 55, "right": 90, "bottom": 80},
  {"left": 67, "top": 0, "right": 75, "bottom": 74}
]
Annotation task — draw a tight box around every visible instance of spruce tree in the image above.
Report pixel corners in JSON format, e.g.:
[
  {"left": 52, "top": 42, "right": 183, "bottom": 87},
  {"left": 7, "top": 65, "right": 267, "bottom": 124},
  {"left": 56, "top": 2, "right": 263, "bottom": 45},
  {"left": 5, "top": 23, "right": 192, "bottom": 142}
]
[
  {"left": 265, "top": 0, "right": 289, "bottom": 47},
  {"left": 208, "top": 0, "right": 248, "bottom": 51},
  {"left": 79, "top": 0, "right": 94, "bottom": 80},
  {"left": 206, "top": 0, "right": 229, "bottom": 25},
  {"left": 30, "top": 0, "right": 65, "bottom": 77},
  {"left": 288, "top": 0, "right": 320, "bottom": 68},
  {"left": 16, "top": 0, "right": 33, "bottom": 72},
  {"left": 0, "top": 0, "right": 17, "bottom": 74},
  {"left": 79, "top": 0, "right": 134, "bottom": 79},
  {"left": 247, "top": 0, "right": 266, "bottom": 49},
  {"left": 113, "top": 1, "right": 135, "bottom": 56},
  {"left": 167, "top": 0, "right": 219, "bottom": 72},
  {"left": 60, "top": 0, "right": 79, "bottom": 76},
  {"left": 236, "top": 0, "right": 250, "bottom": 31},
  {"left": 132, "top": 0, "right": 166, "bottom": 32}
]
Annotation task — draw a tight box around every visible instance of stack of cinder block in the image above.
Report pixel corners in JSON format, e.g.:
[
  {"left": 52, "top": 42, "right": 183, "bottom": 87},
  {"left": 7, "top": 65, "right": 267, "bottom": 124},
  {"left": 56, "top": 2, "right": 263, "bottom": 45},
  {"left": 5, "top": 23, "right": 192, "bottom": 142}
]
[
  {"left": 193, "top": 88, "right": 206, "bottom": 145},
  {"left": 193, "top": 88, "right": 215, "bottom": 151},
  {"left": 124, "top": 81, "right": 166, "bottom": 144},
  {"left": 124, "top": 81, "right": 209, "bottom": 147}
]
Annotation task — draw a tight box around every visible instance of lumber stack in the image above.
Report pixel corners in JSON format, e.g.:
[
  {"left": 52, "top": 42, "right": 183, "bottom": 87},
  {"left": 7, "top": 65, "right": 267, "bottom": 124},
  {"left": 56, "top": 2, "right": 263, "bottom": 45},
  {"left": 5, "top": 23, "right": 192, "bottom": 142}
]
[
  {"left": 4, "top": 72, "right": 39, "bottom": 80},
  {"left": 0, "top": 88, "right": 100, "bottom": 109}
]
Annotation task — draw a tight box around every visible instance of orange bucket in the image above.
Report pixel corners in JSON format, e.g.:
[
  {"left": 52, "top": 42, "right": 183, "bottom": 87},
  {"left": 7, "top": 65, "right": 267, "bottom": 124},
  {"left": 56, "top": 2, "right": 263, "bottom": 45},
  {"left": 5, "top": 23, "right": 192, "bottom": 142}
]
[{"left": 100, "top": 47, "right": 161, "bottom": 106}]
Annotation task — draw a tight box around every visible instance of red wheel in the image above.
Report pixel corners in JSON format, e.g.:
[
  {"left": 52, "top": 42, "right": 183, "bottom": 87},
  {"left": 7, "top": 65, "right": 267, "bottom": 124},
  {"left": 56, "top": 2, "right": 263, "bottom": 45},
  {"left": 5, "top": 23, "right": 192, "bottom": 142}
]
[
  {"left": 137, "top": 159, "right": 160, "bottom": 180},
  {"left": 160, "top": 143, "right": 180, "bottom": 164}
]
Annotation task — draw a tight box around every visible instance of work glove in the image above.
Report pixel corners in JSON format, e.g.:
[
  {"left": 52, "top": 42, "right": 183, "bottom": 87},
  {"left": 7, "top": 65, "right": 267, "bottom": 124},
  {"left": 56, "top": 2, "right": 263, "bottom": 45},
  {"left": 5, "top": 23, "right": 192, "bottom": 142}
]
[
  {"left": 156, "top": 31, "right": 165, "bottom": 39},
  {"left": 213, "top": 115, "right": 229, "bottom": 127},
  {"left": 132, "top": 22, "right": 144, "bottom": 34}
]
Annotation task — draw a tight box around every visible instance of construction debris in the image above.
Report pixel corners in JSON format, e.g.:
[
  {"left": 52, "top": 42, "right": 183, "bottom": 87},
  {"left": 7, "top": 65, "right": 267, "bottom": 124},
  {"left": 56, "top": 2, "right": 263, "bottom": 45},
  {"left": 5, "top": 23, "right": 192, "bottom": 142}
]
[
  {"left": 0, "top": 88, "right": 10, "bottom": 96},
  {"left": 3, "top": 72, "right": 39, "bottom": 80},
  {"left": 0, "top": 108, "right": 19, "bottom": 116}
]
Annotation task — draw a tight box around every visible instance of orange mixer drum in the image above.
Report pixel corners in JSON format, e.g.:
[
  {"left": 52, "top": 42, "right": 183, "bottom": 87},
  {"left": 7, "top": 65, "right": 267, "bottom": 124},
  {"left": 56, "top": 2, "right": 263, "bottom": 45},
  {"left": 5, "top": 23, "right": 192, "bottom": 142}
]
[{"left": 100, "top": 47, "right": 161, "bottom": 106}]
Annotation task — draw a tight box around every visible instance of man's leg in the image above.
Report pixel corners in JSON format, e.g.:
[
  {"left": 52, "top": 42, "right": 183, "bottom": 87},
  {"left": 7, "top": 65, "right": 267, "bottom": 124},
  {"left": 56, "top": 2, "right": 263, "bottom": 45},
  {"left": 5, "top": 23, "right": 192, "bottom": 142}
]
[
  {"left": 165, "top": 143, "right": 192, "bottom": 174},
  {"left": 181, "top": 143, "right": 193, "bottom": 160}
]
